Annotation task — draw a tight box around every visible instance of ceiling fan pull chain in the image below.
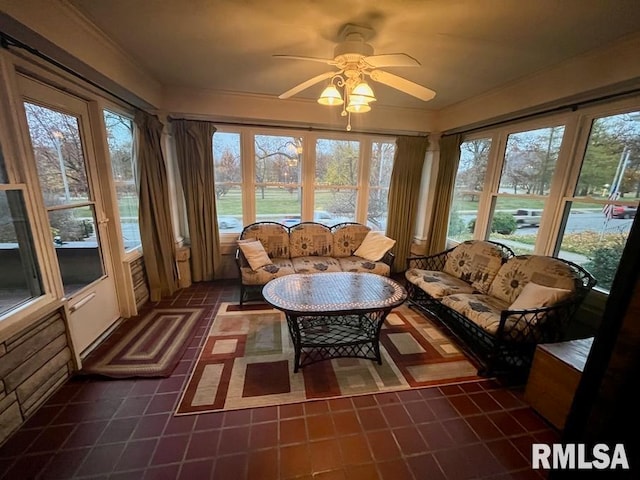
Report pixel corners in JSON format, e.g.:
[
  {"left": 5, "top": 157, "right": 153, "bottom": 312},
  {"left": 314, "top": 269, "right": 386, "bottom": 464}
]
[{"left": 347, "top": 112, "right": 352, "bottom": 131}]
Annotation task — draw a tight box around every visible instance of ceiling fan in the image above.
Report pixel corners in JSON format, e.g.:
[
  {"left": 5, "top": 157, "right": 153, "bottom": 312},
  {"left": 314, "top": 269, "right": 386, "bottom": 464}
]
[{"left": 274, "top": 24, "right": 435, "bottom": 129}]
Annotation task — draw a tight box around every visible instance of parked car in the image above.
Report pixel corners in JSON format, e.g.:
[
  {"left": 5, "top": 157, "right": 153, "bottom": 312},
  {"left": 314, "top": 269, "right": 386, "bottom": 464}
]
[
  {"left": 611, "top": 205, "right": 637, "bottom": 219},
  {"left": 513, "top": 209, "right": 542, "bottom": 227},
  {"left": 218, "top": 216, "right": 242, "bottom": 229},
  {"left": 278, "top": 215, "right": 300, "bottom": 227},
  {"left": 279, "top": 211, "right": 335, "bottom": 227}
]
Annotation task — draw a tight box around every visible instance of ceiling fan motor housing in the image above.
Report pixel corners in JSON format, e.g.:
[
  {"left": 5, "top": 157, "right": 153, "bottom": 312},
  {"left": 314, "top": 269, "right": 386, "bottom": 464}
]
[{"left": 333, "top": 38, "right": 374, "bottom": 59}]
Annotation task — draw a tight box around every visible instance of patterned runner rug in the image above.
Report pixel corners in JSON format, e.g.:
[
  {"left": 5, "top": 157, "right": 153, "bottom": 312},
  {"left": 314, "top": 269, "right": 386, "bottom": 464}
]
[
  {"left": 175, "top": 302, "right": 480, "bottom": 415},
  {"left": 81, "top": 308, "right": 203, "bottom": 378}
]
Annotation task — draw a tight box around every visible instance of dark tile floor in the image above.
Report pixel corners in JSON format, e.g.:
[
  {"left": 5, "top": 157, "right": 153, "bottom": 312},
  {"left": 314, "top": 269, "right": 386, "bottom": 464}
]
[{"left": 0, "top": 281, "right": 557, "bottom": 479}]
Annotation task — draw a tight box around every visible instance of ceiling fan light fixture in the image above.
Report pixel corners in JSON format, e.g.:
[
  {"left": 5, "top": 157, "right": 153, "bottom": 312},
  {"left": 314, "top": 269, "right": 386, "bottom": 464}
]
[
  {"left": 317, "top": 84, "right": 344, "bottom": 106},
  {"left": 346, "top": 100, "right": 371, "bottom": 113},
  {"left": 351, "top": 81, "right": 376, "bottom": 102}
]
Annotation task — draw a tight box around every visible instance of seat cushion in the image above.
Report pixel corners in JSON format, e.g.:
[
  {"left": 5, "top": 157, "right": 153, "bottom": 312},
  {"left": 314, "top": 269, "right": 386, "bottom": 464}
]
[
  {"left": 441, "top": 294, "right": 509, "bottom": 335},
  {"left": 442, "top": 240, "right": 508, "bottom": 294},
  {"left": 240, "top": 258, "right": 295, "bottom": 285},
  {"left": 338, "top": 256, "right": 391, "bottom": 276},
  {"left": 442, "top": 293, "right": 544, "bottom": 340},
  {"left": 289, "top": 223, "right": 333, "bottom": 257},
  {"left": 332, "top": 223, "right": 370, "bottom": 257},
  {"left": 405, "top": 269, "right": 475, "bottom": 299},
  {"left": 241, "top": 223, "right": 290, "bottom": 258},
  {"left": 291, "top": 256, "right": 342, "bottom": 274},
  {"left": 489, "top": 255, "right": 578, "bottom": 304}
]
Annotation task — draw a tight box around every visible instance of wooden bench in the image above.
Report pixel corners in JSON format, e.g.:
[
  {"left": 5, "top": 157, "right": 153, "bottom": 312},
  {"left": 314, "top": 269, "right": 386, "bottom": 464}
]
[{"left": 524, "top": 337, "right": 594, "bottom": 429}]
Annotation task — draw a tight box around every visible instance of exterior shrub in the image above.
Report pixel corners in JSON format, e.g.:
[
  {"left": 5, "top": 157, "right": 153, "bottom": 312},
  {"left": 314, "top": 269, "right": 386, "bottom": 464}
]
[
  {"left": 448, "top": 210, "right": 467, "bottom": 237},
  {"left": 467, "top": 212, "right": 517, "bottom": 235},
  {"left": 584, "top": 236, "right": 626, "bottom": 291}
]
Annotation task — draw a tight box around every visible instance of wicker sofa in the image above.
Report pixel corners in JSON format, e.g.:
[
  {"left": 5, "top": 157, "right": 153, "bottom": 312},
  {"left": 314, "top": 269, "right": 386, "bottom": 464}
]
[
  {"left": 405, "top": 240, "right": 596, "bottom": 378},
  {"left": 235, "top": 221, "right": 395, "bottom": 304}
]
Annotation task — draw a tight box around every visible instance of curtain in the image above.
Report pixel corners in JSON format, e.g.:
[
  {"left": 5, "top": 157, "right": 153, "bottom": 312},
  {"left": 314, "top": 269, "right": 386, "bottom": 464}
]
[
  {"left": 135, "top": 111, "right": 178, "bottom": 301},
  {"left": 386, "top": 136, "right": 429, "bottom": 273},
  {"left": 172, "top": 119, "right": 220, "bottom": 282},
  {"left": 425, "top": 134, "right": 462, "bottom": 254}
]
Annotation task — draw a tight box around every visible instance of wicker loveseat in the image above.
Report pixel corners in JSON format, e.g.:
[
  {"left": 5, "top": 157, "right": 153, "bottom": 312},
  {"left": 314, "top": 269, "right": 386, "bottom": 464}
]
[
  {"left": 405, "top": 240, "right": 596, "bottom": 378},
  {"left": 236, "top": 221, "right": 395, "bottom": 304}
]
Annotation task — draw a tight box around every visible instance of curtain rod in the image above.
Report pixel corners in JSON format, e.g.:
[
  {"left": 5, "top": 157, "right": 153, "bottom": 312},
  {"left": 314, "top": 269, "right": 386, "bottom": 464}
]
[
  {"left": 0, "top": 31, "right": 141, "bottom": 111},
  {"left": 173, "top": 117, "right": 423, "bottom": 138},
  {"left": 444, "top": 85, "right": 640, "bottom": 137}
]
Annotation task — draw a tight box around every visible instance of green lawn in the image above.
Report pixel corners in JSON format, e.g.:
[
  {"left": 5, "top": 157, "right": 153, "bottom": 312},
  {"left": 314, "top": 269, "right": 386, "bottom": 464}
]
[{"left": 216, "top": 188, "right": 345, "bottom": 215}]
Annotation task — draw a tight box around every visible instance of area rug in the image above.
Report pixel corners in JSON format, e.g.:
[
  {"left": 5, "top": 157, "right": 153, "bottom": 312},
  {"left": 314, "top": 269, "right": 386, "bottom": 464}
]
[
  {"left": 175, "top": 302, "right": 481, "bottom": 415},
  {"left": 81, "top": 308, "right": 203, "bottom": 378}
]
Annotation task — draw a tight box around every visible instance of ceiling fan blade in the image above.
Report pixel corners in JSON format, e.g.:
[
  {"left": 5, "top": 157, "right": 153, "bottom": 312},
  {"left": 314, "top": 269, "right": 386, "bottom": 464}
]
[
  {"left": 363, "top": 53, "right": 421, "bottom": 68},
  {"left": 369, "top": 70, "right": 436, "bottom": 101},
  {"left": 278, "top": 71, "right": 337, "bottom": 99},
  {"left": 273, "top": 54, "right": 337, "bottom": 65}
]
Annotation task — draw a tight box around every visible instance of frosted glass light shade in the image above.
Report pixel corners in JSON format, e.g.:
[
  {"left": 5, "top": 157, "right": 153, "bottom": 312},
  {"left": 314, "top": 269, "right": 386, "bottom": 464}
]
[
  {"left": 318, "top": 85, "right": 343, "bottom": 106},
  {"left": 351, "top": 81, "right": 376, "bottom": 102}
]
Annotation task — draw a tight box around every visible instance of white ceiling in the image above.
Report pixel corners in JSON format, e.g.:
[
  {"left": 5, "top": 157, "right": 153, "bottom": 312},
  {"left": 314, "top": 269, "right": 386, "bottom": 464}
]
[{"left": 68, "top": 0, "right": 640, "bottom": 110}]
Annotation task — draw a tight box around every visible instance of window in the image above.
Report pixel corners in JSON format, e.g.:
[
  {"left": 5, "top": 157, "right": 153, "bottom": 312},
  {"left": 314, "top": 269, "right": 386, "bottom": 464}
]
[
  {"left": 488, "top": 125, "right": 564, "bottom": 251},
  {"left": 213, "top": 131, "right": 243, "bottom": 232},
  {"left": 453, "top": 102, "right": 640, "bottom": 296},
  {"left": 212, "top": 129, "right": 395, "bottom": 232},
  {"left": 0, "top": 141, "right": 43, "bottom": 316},
  {"left": 103, "top": 110, "right": 140, "bottom": 251},
  {"left": 556, "top": 111, "right": 640, "bottom": 292},
  {"left": 24, "top": 103, "right": 104, "bottom": 296},
  {"left": 367, "top": 141, "right": 395, "bottom": 231},
  {"left": 255, "top": 134, "right": 302, "bottom": 225},
  {"left": 315, "top": 138, "right": 360, "bottom": 225},
  {"left": 448, "top": 138, "right": 491, "bottom": 241}
]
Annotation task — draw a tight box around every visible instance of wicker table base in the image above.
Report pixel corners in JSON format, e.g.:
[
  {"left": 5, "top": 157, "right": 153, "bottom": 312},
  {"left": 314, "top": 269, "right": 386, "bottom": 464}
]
[{"left": 263, "top": 272, "right": 407, "bottom": 372}]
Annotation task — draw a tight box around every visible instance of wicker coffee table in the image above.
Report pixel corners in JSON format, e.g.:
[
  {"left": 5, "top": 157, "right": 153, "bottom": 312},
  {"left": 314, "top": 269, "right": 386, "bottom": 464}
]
[{"left": 262, "top": 272, "right": 407, "bottom": 372}]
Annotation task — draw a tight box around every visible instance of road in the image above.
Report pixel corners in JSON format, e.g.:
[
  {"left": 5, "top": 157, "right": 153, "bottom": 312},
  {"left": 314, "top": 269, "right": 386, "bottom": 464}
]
[{"left": 459, "top": 211, "right": 634, "bottom": 236}]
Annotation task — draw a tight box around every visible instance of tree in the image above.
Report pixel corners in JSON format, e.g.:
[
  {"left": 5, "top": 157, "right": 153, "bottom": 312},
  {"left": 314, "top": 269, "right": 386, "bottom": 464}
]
[
  {"left": 315, "top": 140, "right": 360, "bottom": 216},
  {"left": 457, "top": 139, "right": 490, "bottom": 195},
  {"left": 367, "top": 142, "right": 395, "bottom": 226},
  {"left": 214, "top": 149, "right": 241, "bottom": 199},
  {"left": 254, "top": 135, "right": 301, "bottom": 199},
  {"left": 501, "top": 127, "right": 563, "bottom": 195},
  {"left": 24, "top": 103, "right": 89, "bottom": 201}
]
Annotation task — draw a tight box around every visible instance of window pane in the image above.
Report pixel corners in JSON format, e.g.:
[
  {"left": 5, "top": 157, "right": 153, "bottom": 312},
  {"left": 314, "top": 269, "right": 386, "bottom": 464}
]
[
  {"left": 315, "top": 139, "right": 359, "bottom": 225},
  {"left": 50, "top": 205, "right": 105, "bottom": 296},
  {"left": 486, "top": 197, "right": 544, "bottom": 254},
  {"left": 24, "top": 103, "right": 90, "bottom": 206},
  {"left": 558, "top": 111, "right": 640, "bottom": 293},
  {"left": 574, "top": 111, "right": 640, "bottom": 200},
  {"left": 254, "top": 134, "right": 302, "bottom": 225},
  {"left": 255, "top": 186, "right": 302, "bottom": 225},
  {"left": 557, "top": 200, "right": 636, "bottom": 292},
  {"left": 0, "top": 190, "right": 43, "bottom": 316},
  {"left": 449, "top": 138, "right": 491, "bottom": 241},
  {"left": 368, "top": 141, "right": 395, "bottom": 231},
  {"left": 214, "top": 131, "right": 243, "bottom": 231},
  {"left": 314, "top": 188, "right": 356, "bottom": 225},
  {"left": 315, "top": 139, "right": 359, "bottom": 186},
  {"left": 499, "top": 126, "right": 564, "bottom": 195},
  {"left": 103, "top": 110, "right": 140, "bottom": 250}
]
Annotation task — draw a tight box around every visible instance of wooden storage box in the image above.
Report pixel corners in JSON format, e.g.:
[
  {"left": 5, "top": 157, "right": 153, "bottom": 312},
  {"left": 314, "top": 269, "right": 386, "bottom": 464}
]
[{"left": 524, "top": 337, "right": 593, "bottom": 430}]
